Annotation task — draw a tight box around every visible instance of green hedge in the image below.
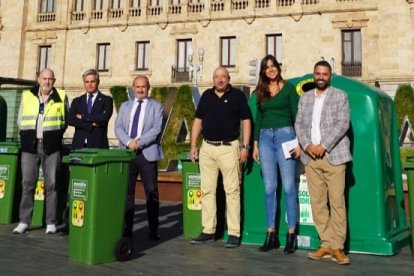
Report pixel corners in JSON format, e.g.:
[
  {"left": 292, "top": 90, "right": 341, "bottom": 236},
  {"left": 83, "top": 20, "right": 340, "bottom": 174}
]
[
  {"left": 159, "top": 85, "right": 196, "bottom": 169},
  {"left": 109, "top": 85, "right": 128, "bottom": 112},
  {"left": 395, "top": 84, "right": 414, "bottom": 131}
]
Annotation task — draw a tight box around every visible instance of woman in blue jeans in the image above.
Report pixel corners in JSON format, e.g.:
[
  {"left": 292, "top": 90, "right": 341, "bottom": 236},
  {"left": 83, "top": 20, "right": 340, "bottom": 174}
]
[{"left": 252, "top": 55, "right": 300, "bottom": 254}]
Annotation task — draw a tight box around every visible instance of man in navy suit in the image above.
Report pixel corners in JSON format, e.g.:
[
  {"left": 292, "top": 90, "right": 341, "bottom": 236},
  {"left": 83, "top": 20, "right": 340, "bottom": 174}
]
[
  {"left": 58, "top": 69, "right": 113, "bottom": 235},
  {"left": 115, "top": 75, "right": 163, "bottom": 240},
  {"left": 68, "top": 69, "right": 113, "bottom": 150}
]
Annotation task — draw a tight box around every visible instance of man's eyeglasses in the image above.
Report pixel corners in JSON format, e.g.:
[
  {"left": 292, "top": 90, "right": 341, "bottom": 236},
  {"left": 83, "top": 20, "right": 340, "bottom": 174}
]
[{"left": 39, "top": 103, "right": 44, "bottom": 114}]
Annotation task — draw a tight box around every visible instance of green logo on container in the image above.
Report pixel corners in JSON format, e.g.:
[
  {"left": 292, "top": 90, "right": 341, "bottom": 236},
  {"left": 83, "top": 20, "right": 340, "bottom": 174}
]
[
  {"left": 72, "top": 179, "right": 88, "bottom": 200},
  {"left": 298, "top": 175, "right": 314, "bottom": 225},
  {"left": 0, "top": 165, "right": 10, "bottom": 180},
  {"left": 187, "top": 173, "right": 200, "bottom": 188}
]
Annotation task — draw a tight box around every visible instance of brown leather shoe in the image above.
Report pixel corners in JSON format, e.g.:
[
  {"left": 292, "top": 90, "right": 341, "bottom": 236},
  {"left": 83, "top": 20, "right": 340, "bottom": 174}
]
[
  {"left": 308, "top": 247, "right": 332, "bottom": 260},
  {"left": 331, "top": 249, "right": 350, "bottom": 265}
]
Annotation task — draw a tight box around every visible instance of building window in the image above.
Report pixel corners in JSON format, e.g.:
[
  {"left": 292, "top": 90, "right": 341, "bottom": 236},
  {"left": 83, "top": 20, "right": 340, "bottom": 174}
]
[
  {"left": 177, "top": 39, "right": 192, "bottom": 73},
  {"left": 130, "top": 0, "right": 142, "bottom": 7},
  {"left": 74, "top": 0, "right": 84, "bottom": 11},
  {"left": 111, "top": 0, "right": 122, "bottom": 9},
  {"left": 38, "top": 45, "right": 52, "bottom": 74},
  {"left": 266, "top": 34, "right": 283, "bottom": 64},
  {"left": 97, "top": 43, "right": 110, "bottom": 72},
  {"left": 220, "top": 36, "right": 236, "bottom": 67},
  {"left": 172, "top": 39, "right": 192, "bottom": 82},
  {"left": 136, "top": 41, "right": 150, "bottom": 70},
  {"left": 40, "top": 0, "right": 55, "bottom": 13},
  {"left": 94, "top": 0, "right": 103, "bottom": 10},
  {"left": 150, "top": 0, "right": 162, "bottom": 6},
  {"left": 342, "top": 29, "right": 361, "bottom": 77}
]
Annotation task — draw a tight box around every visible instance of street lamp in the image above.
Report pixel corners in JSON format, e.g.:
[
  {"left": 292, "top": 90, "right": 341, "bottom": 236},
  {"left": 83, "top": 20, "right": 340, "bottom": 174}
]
[{"left": 188, "top": 47, "right": 204, "bottom": 87}]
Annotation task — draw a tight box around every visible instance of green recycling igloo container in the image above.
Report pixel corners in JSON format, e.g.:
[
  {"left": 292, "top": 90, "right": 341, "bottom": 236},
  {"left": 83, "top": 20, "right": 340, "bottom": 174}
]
[
  {"left": 243, "top": 74, "right": 410, "bottom": 255},
  {"left": 63, "top": 149, "right": 134, "bottom": 264},
  {"left": 0, "top": 142, "right": 21, "bottom": 224}
]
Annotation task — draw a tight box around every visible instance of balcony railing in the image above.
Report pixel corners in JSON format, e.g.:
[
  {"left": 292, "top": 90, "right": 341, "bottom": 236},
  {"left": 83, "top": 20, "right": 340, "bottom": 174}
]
[
  {"left": 172, "top": 67, "right": 190, "bottom": 82},
  {"left": 129, "top": 7, "right": 142, "bottom": 17},
  {"left": 72, "top": 11, "right": 86, "bottom": 21},
  {"left": 148, "top": 5, "right": 163, "bottom": 16},
  {"left": 169, "top": 4, "right": 182, "bottom": 14},
  {"left": 232, "top": 0, "right": 249, "bottom": 10},
  {"left": 256, "top": 0, "right": 270, "bottom": 8},
  {"left": 302, "top": 0, "right": 319, "bottom": 4},
  {"left": 188, "top": 2, "right": 205, "bottom": 13},
  {"left": 277, "top": 0, "right": 295, "bottom": 6},
  {"left": 342, "top": 62, "right": 362, "bottom": 77},
  {"left": 39, "top": 0, "right": 371, "bottom": 26},
  {"left": 211, "top": 0, "right": 225, "bottom": 12},
  {"left": 91, "top": 10, "right": 103, "bottom": 20},
  {"left": 109, "top": 8, "right": 124, "bottom": 18},
  {"left": 37, "top": 12, "right": 56, "bottom": 22}
]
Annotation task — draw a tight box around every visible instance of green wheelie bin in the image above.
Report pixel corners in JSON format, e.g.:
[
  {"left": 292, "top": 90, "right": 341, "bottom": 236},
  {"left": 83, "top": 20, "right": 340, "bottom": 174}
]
[
  {"left": 178, "top": 151, "right": 202, "bottom": 238},
  {"left": 62, "top": 149, "right": 134, "bottom": 264},
  {"left": 0, "top": 142, "right": 21, "bottom": 224},
  {"left": 403, "top": 156, "right": 414, "bottom": 256}
]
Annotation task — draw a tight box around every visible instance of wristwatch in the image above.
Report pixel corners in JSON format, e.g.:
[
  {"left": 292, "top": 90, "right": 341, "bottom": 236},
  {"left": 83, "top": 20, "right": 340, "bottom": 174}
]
[{"left": 241, "top": 144, "right": 251, "bottom": 151}]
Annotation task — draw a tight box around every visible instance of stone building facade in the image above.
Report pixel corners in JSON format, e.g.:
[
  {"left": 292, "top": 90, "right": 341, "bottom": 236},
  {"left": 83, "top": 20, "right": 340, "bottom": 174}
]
[{"left": 0, "top": 0, "right": 413, "bottom": 143}]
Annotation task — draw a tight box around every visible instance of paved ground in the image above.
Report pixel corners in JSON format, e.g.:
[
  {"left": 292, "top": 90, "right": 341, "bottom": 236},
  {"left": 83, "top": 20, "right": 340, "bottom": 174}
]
[{"left": 1, "top": 200, "right": 414, "bottom": 276}]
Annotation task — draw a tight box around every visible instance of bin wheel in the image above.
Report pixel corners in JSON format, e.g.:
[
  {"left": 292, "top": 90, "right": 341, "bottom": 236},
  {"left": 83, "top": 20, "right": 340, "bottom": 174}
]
[{"left": 114, "top": 237, "right": 133, "bottom": 262}]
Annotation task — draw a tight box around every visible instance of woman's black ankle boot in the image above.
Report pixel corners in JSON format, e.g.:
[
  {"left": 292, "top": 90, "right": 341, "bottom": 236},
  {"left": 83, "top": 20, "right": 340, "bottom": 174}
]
[
  {"left": 259, "top": 231, "right": 277, "bottom": 252},
  {"left": 284, "top": 232, "right": 297, "bottom": 254}
]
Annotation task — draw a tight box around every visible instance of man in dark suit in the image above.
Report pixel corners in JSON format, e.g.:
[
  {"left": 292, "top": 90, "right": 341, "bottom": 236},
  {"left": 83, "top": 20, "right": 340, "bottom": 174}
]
[
  {"left": 68, "top": 69, "right": 113, "bottom": 150},
  {"left": 59, "top": 69, "right": 113, "bottom": 234},
  {"left": 115, "top": 75, "right": 163, "bottom": 240}
]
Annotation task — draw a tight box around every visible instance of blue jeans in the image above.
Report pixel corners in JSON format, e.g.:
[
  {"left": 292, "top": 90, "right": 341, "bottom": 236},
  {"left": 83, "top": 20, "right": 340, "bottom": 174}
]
[{"left": 259, "top": 127, "right": 298, "bottom": 229}]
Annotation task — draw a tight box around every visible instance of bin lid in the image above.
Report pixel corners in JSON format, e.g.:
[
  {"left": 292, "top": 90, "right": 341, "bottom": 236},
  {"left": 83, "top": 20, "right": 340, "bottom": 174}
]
[
  {"left": 177, "top": 151, "right": 191, "bottom": 161},
  {"left": 404, "top": 156, "right": 414, "bottom": 169},
  {"left": 0, "top": 142, "right": 20, "bottom": 154},
  {"left": 62, "top": 148, "right": 135, "bottom": 165}
]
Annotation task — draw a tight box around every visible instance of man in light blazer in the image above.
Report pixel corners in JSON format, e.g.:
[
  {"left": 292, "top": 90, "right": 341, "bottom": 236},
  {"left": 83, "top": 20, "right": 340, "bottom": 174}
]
[
  {"left": 115, "top": 75, "right": 163, "bottom": 241},
  {"left": 295, "top": 61, "right": 352, "bottom": 265},
  {"left": 68, "top": 69, "right": 113, "bottom": 150}
]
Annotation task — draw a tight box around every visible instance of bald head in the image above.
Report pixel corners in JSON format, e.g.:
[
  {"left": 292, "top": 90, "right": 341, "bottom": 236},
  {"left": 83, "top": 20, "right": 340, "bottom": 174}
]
[
  {"left": 38, "top": 68, "right": 56, "bottom": 95},
  {"left": 213, "top": 67, "right": 230, "bottom": 93},
  {"left": 132, "top": 75, "right": 150, "bottom": 100}
]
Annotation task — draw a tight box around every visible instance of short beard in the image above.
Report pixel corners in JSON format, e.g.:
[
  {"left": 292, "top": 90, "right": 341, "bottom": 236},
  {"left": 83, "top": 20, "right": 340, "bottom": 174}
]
[{"left": 315, "top": 80, "right": 330, "bottom": 91}]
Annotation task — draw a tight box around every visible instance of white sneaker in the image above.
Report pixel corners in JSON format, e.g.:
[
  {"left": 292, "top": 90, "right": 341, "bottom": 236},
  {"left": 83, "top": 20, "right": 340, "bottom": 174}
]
[
  {"left": 46, "top": 224, "right": 57, "bottom": 234},
  {"left": 13, "top": 223, "right": 28, "bottom": 234}
]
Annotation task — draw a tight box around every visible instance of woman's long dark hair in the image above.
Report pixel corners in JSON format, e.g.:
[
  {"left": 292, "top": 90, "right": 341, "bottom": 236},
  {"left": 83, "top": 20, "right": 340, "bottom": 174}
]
[{"left": 255, "top": 55, "right": 284, "bottom": 108}]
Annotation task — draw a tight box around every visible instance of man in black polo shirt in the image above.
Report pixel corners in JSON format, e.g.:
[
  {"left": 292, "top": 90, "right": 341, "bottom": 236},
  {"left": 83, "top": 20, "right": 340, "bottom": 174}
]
[{"left": 189, "top": 67, "right": 251, "bottom": 248}]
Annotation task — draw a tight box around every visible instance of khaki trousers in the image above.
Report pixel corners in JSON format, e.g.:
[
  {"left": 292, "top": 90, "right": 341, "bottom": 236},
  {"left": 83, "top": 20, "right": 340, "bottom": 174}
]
[
  {"left": 199, "top": 140, "right": 241, "bottom": 237},
  {"left": 305, "top": 156, "right": 347, "bottom": 250}
]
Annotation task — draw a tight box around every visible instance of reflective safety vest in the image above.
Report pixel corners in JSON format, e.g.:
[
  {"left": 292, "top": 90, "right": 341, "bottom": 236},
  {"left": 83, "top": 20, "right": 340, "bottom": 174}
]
[
  {"left": 19, "top": 87, "right": 66, "bottom": 154},
  {"left": 20, "top": 89, "right": 66, "bottom": 131}
]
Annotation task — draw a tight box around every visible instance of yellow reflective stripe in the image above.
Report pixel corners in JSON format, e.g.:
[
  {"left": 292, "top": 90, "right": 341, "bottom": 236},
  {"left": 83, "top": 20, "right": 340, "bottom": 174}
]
[
  {"left": 21, "top": 115, "right": 38, "bottom": 120},
  {"left": 43, "top": 125, "right": 65, "bottom": 131},
  {"left": 44, "top": 116, "right": 65, "bottom": 122},
  {"left": 20, "top": 125, "right": 36, "bottom": 130},
  {"left": 43, "top": 121, "right": 65, "bottom": 127}
]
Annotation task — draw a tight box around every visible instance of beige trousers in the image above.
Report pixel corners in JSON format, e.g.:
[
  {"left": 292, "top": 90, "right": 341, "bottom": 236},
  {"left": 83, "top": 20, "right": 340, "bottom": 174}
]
[
  {"left": 305, "top": 156, "right": 347, "bottom": 250},
  {"left": 199, "top": 140, "right": 241, "bottom": 237}
]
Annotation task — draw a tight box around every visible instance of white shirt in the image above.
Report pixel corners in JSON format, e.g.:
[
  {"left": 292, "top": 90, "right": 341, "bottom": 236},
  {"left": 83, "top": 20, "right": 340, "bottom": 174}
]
[
  {"left": 129, "top": 98, "right": 148, "bottom": 139},
  {"left": 311, "top": 89, "right": 328, "bottom": 145}
]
